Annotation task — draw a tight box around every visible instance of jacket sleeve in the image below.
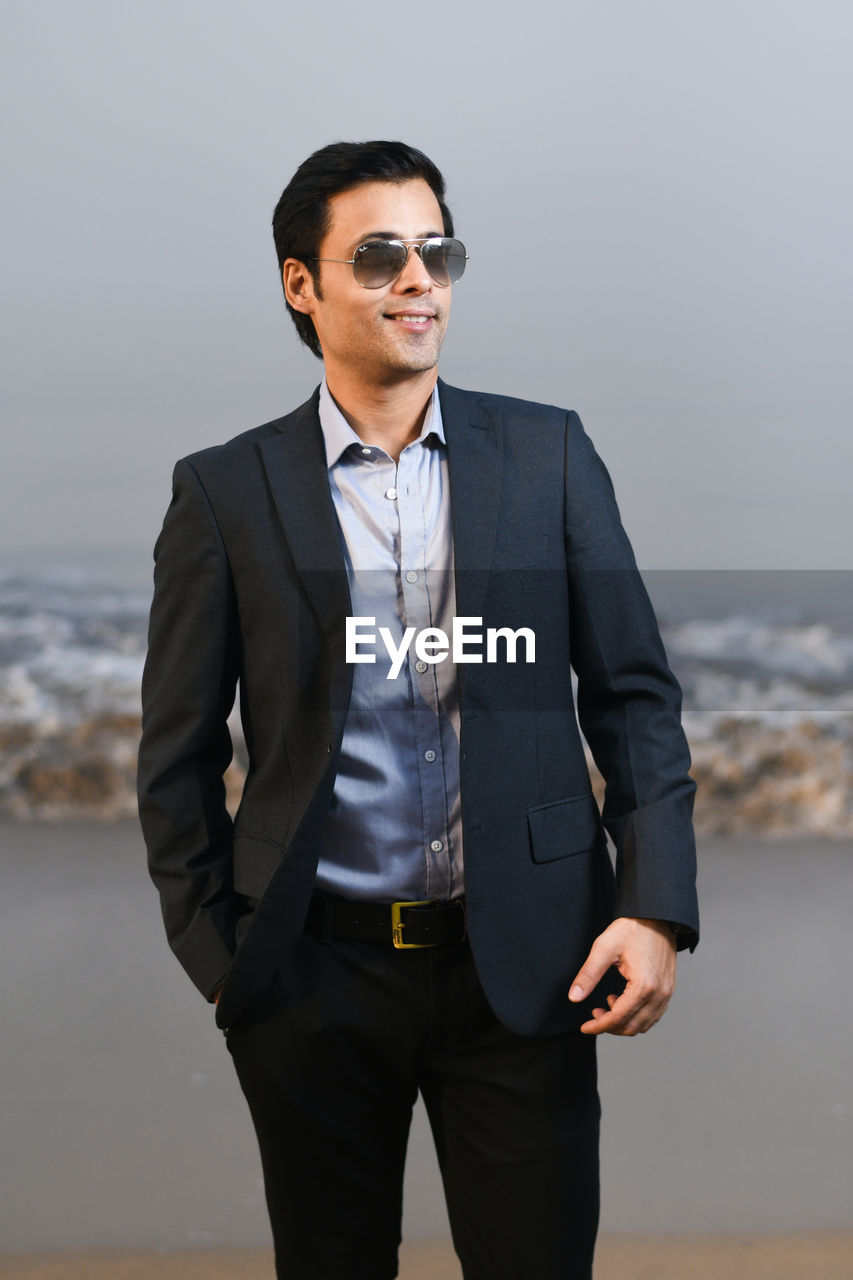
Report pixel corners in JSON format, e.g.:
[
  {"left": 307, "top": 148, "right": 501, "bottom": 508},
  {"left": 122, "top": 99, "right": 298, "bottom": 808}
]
[
  {"left": 563, "top": 412, "right": 699, "bottom": 949},
  {"left": 137, "top": 458, "right": 241, "bottom": 998}
]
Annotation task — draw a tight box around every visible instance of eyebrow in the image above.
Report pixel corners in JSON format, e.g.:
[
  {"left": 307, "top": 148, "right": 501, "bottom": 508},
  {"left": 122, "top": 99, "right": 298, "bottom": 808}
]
[{"left": 347, "top": 229, "right": 445, "bottom": 250}]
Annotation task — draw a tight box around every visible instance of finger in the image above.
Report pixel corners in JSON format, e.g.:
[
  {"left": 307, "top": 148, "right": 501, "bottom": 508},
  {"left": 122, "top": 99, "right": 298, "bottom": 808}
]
[
  {"left": 579, "top": 985, "right": 654, "bottom": 1035},
  {"left": 586, "top": 995, "right": 618, "bottom": 1021},
  {"left": 582, "top": 989, "right": 672, "bottom": 1036},
  {"left": 569, "top": 937, "right": 619, "bottom": 1002},
  {"left": 581, "top": 1010, "right": 652, "bottom": 1036}
]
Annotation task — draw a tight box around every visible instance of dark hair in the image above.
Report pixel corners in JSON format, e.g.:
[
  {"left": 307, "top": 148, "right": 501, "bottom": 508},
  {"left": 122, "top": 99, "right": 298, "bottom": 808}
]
[{"left": 272, "top": 140, "right": 454, "bottom": 359}]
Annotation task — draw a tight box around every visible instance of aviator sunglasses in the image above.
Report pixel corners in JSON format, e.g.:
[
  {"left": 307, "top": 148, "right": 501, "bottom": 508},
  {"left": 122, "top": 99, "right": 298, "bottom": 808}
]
[{"left": 310, "top": 237, "right": 468, "bottom": 289}]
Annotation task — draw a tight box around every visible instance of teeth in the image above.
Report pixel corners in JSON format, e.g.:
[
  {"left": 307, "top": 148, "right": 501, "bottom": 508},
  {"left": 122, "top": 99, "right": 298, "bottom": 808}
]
[{"left": 396, "top": 314, "right": 430, "bottom": 322}]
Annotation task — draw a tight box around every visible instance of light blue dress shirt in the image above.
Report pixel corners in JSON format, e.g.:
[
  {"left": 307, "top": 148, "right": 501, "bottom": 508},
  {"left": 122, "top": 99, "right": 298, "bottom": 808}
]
[{"left": 314, "top": 380, "right": 464, "bottom": 903}]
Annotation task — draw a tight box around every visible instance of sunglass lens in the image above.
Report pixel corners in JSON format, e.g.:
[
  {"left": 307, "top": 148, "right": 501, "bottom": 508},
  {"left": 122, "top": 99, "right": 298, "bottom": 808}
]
[
  {"left": 353, "top": 241, "right": 407, "bottom": 287},
  {"left": 423, "top": 239, "right": 467, "bottom": 286}
]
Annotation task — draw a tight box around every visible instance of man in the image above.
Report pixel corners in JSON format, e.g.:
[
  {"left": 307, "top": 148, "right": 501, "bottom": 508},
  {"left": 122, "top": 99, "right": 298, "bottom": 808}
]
[{"left": 138, "top": 140, "right": 698, "bottom": 1280}]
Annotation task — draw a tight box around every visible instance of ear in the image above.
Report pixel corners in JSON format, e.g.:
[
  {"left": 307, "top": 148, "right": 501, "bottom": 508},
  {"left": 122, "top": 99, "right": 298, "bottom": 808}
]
[{"left": 283, "top": 259, "right": 317, "bottom": 314}]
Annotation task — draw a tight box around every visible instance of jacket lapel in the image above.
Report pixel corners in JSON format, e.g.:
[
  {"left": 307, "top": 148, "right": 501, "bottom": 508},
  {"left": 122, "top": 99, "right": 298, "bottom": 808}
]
[
  {"left": 258, "top": 391, "right": 352, "bottom": 646},
  {"left": 439, "top": 380, "right": 503, "bottom": 621}
]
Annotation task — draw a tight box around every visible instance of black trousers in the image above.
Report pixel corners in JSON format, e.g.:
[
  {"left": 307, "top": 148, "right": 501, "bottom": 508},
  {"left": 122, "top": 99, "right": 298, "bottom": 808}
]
[{"left": 226, "top": 931, "right": 600, "bottom": 1280}]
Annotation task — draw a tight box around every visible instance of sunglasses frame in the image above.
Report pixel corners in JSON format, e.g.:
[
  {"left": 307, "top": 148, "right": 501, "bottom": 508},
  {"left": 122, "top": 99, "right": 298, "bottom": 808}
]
[{"left": 310, "top": 237, "right": 468, "bottom": 289}]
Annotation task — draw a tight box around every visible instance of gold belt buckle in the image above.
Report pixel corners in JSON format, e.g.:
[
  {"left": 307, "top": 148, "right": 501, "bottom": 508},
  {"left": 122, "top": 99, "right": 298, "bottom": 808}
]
[{"left": 391, "top": 899, "right": 439, "bottom": 949}]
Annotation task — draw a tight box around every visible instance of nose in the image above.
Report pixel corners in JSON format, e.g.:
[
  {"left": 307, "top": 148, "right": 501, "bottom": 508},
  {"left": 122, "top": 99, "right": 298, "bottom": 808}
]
[{"left": 392, "top": 243, "right": 433, "bottom": 293}]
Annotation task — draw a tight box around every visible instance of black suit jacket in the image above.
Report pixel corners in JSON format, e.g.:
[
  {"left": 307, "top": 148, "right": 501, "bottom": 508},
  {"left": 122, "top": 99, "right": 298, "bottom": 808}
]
[{"left": 138, "top": 381, "right": 698, "bottom": 1036}]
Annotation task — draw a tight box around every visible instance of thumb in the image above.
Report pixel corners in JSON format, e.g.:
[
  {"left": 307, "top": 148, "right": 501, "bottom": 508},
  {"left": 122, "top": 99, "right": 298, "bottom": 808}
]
[{"left": 569, "top": 936, "right": 615, "bottom": 1002}]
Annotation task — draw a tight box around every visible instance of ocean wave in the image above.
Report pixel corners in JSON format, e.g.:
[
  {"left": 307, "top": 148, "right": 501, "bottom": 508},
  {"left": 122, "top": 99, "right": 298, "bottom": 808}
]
[{"left": 667, "top": 615, "right": 853, "bottom": 684}]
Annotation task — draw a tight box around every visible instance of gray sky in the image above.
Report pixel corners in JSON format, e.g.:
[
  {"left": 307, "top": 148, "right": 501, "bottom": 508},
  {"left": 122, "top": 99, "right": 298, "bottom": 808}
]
[{"left": 3, "top": 0, "right": 851, "bottom": 570}]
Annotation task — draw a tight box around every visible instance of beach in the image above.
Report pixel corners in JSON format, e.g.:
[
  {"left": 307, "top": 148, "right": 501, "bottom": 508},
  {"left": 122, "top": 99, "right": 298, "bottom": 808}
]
[{"left": 1, "top": 821, "right": 851, "bottom": 1275}]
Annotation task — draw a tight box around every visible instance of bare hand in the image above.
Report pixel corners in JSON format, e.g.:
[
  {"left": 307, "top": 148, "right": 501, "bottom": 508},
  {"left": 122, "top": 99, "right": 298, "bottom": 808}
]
[{"left": 568, "top": 917, "right": 676, "bottom": 1036}]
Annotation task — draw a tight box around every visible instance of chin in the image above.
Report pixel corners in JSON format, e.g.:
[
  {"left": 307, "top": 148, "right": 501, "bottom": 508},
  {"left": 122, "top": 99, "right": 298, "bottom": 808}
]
[{"left": 394, "top": 344, "right": 443, "bottom": 373}]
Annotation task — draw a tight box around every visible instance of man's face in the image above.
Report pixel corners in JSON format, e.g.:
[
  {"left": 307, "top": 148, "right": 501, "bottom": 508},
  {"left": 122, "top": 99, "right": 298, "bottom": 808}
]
[{"left": 287, "top": 178, "right": 452, "bottom": 387}]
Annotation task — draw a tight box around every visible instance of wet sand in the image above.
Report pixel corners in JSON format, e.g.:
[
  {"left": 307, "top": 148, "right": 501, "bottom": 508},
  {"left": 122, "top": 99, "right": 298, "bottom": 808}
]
[{"left": 1, "top": 822, "right": 851, "bottom": 1269}]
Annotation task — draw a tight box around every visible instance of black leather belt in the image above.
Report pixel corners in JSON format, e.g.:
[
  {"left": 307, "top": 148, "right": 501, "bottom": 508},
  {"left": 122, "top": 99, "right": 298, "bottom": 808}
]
[{"left": 304, "top": 895, "right": 467, "bottom": 949}]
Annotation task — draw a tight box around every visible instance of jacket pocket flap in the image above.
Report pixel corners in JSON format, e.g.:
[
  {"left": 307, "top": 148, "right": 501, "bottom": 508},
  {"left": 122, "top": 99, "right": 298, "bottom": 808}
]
[{"left": 527, "top": 793, "right": 602, "bottom": 863}]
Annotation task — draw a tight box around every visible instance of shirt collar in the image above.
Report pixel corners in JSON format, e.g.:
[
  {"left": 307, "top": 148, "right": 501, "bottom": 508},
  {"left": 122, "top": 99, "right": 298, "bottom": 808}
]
[{"left": 318, "top": 379, "right": 446, "bottom": 469}]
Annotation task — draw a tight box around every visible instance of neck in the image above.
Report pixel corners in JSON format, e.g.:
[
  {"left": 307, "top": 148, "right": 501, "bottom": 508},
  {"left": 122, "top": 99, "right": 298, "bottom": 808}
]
[{"left": 324, "top": 368, "right": 438, "bottom": 463}]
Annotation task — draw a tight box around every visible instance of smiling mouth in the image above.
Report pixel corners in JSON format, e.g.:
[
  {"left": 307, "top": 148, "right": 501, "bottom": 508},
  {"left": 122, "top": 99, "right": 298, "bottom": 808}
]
[{"left": 386, "top": 312, "right": 436, "bottom": 328}]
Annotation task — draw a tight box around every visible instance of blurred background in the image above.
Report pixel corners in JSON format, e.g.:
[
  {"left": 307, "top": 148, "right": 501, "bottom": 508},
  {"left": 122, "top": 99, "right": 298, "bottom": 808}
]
[{"left": 1, "top": 0, "right": 851, "bottom": 1263}]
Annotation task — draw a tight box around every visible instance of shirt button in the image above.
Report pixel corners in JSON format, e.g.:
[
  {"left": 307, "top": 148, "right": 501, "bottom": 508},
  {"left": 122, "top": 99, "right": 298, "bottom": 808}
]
[
  {"left": 405, "top": 570, "right": 418, "bottom": 583},
  {"left": 424, "top": 750, "right": 436, "bottom": 762},
  {"left": 415, "top": 660, "right": 428, "bottom": 673},
  {"left": 385, "top": 487, "right": 397, "bottom": 500},
  {"left": 360, "top": 447, "right": 371, "bottom": 456},
  {"left": 430, "top": 839, "right": 444, "bottom": 853}
]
